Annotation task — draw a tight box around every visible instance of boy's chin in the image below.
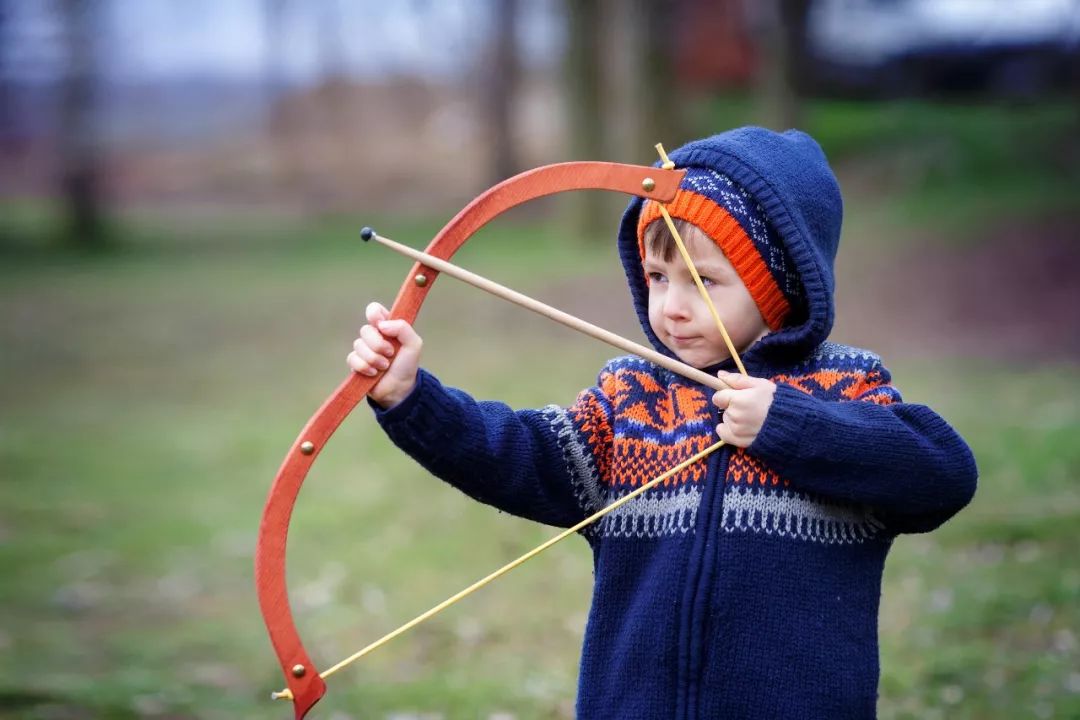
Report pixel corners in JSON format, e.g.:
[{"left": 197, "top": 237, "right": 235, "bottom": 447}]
[{"left": 669, "top": 346, "right": 730, "bottom": 370}]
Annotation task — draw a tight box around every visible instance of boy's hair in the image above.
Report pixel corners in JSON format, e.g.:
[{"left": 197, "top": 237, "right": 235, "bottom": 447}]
[{"left": 642, "top": 217, "right": 693, "bottom": 264}]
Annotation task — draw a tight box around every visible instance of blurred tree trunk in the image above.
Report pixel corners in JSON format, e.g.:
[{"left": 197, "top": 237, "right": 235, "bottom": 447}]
[
  {"left": 315, "top": 0, "right": 351, "bottom": 208},
  {"left": 486, "top": 0, "right": 520, "bottom": 184},
  {"left": 58, "top": 0, "right": 106, "bottom": 249},
  {"left": 754, "top": 0, "right": 811, "bottom": 130},
  {"left": 263, "top": 0, "right": 292, "bottom": 187},
  {"left": 0, "top": 1, "right": 11, "bottom": 139},
  {"left": 633, "top": 0, "right": 684, "bottom": 158},
  {"left": 0, "top": 0, "right": 13, "bottom": 250},
  {"left": 563, "top": 0, "right": 607, "bottom": 240},
  {"left": 262, "top": 0, "right": 286, "bottom": 117}
]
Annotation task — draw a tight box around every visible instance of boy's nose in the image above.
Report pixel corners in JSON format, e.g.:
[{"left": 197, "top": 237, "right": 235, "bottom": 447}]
[{"left": 663, "top": 283, "right": 694, "bottom": 320}]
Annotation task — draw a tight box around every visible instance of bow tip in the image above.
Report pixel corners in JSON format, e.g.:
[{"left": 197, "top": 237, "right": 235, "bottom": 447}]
[{"left": 360, "top": 226, "right": 375, "bottom": 241}]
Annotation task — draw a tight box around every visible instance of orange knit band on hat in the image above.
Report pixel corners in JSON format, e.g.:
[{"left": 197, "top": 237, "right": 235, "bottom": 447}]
[{"left": 637, "top": 189, "right": 791, "bottom": 330}]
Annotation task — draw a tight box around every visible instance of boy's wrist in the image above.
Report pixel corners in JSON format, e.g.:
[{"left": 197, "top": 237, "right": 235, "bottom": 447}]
[
  {"left": 370, "top": 375, "right": 418, "bottom": 410},
  {"left": 368, "top": 368, "right": 431, "bottom": 424},
  {"left": 748, "top": 383, "right": 814, "bottom": 469}
]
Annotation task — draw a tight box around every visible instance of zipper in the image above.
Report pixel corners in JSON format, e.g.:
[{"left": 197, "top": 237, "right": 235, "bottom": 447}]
[{"left": 675, "top": 394, "right": 731, "bottom": 720}]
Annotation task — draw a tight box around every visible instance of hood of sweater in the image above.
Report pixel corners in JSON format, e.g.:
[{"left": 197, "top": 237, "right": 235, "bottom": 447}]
[{"left": 617, "top": 126, "right": 843, "bottom": 368}]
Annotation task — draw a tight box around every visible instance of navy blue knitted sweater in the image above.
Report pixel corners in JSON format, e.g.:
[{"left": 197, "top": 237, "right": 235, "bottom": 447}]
[{"left": 372, "top": 128, "right": 978, "bottom": 719}]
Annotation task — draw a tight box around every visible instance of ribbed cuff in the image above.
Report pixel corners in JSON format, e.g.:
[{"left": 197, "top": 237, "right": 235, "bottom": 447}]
[
  {"left": 368, "top": 368, "right": 468, "bottom": 460},
  {"left": 367, "top": 368, "right": 430, "bottom": 423},
  {"left": 748, "top": 383, "right": 816, "bottom": 474}
]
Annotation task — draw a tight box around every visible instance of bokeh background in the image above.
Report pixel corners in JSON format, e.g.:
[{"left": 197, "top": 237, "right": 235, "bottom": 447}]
[{"left": 1, "top": 1, "right": 1078, "bottom": 718}]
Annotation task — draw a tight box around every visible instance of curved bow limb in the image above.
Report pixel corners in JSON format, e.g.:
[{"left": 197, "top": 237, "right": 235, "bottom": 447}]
[{"left": 254, "top": 160, "right": 685, "bottom": 719}]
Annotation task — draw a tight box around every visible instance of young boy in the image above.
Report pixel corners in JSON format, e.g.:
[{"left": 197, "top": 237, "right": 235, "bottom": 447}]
[{"left": 348, "top": 127, "right": 977, "bottom": 719}]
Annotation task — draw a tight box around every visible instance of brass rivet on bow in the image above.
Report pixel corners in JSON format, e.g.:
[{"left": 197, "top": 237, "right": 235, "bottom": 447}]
[
  {"left": 641, "top": 177, "right": 656, "bottom": 192},
  {"left": 414, "top": 274, "right": 428, "bottom": 287},
  {"left": 299, "top": 441, "right": 315, "bottom": 455},
  {"left": 291, "top": 664, "right": 306, "bottom": 678}
]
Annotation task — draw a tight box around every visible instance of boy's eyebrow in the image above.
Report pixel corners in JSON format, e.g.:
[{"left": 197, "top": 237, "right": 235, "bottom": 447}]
[
  {"left": 644, "top": 249, "right": 733, "bottom": 277},
  {"left": 644, "top": 257, "right": 730, "bottom": 276},
  {"left": 684, "top": 260, "right": 729, "bottom": 276}
]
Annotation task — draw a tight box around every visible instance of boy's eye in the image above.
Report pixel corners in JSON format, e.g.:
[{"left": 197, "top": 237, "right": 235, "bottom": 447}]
[
  {"left": 647, "top": 271, "right": 667, "bottom": 283},
  {"left": 699, "top": 275, "right": 716, "bottom": 287}
]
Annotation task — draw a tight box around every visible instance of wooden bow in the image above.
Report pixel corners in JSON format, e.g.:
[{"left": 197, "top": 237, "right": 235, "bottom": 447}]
[{"left": 254, "top": 161, "right": 689, "bottom": 718}]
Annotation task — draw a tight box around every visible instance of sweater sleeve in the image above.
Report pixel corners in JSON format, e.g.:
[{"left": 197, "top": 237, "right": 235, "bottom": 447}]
[
  {"left": 748, "top": 359, "right": 978, "bottom": 534},
  {"left": 370, "top": 367, "right": 612, "bottom": 529}
]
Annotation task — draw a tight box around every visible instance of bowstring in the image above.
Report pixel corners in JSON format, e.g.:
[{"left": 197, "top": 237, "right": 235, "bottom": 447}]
[{"left": 653, "top": 143, "right": 748, "bottom": 376}]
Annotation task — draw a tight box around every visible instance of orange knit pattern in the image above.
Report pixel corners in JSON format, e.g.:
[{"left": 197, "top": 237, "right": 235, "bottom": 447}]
[
  {"left": 771, "top": 368, "right": 899, "bottom": 405},
  {"left": 727, "top": 449, "right": 788, "bottom": 487},
  {"left": 568, "top": 353, "right": 900, "bottom": 495},
  {"left": 571, "top": 367, "right": 715, "bottom": 489},
  {"left": 637, "top": 190, "right": 790, "bottom": 330}
]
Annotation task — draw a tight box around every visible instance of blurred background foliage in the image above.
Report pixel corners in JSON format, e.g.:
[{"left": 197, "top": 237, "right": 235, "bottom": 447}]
[{"left": 1, "top": 1, "right": 1078, "bottom": 719}]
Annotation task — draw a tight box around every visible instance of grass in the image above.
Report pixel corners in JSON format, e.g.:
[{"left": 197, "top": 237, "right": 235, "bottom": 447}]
[
  {"left": 2, "top": 98, "right": 1078, "bottom": 718},
  {"left": 2, "top": 210, "right": 1077, "bottom": 719}
]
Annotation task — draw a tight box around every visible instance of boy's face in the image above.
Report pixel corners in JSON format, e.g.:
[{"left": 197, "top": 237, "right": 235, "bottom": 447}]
[{"left": 644, "top": 224, "right": 769, "bottom": 369}]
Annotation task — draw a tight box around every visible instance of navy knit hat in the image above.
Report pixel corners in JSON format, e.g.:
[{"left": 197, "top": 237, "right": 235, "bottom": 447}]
[{"left": 638, "top": 167, "right": 805, "bottom": 329}]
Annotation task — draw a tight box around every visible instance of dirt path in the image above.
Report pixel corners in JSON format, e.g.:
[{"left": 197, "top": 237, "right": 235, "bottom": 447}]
[{"left": 834, "top": 214, "right": 1080, "bottom": 363}]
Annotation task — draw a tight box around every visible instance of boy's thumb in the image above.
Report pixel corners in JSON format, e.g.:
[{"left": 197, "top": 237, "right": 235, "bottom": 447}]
[{"left": 379, "top": 319, "right": 421, "bottom": 349}]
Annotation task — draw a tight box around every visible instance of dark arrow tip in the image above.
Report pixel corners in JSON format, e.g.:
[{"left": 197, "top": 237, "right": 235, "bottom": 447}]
[{"left": 360, "top": 226, "right": 375, "bottom": 242}]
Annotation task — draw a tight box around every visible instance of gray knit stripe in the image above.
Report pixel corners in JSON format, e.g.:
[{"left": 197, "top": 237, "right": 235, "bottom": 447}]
[
  {"left": 543, "top": 404, "right": 606, "bottom": 516},
  {"left": 809, "top": 341, "right": 880, "bottom": 365},
  {"left": 722, "top": 486, "right": 885, "bottom": 544},
  {"left": 595, "top": 485, "right": 701, "bottom": 539},
  {"left": 605, "top": 354, "right": 682, "bottom": 389}
]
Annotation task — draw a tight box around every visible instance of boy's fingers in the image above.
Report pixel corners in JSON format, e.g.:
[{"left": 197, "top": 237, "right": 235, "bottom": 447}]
[
  {"left": 715, "top": 422, "right": 736, "bottom": 445},
  {"left": 360, "top": 324, "right": 395, "bottom": 357},
  {"left": 365, "top": 301, "right": 389, "bottom": 325},
  {"left": 378, "top": 319, "right": 422, "bottom": 350},
  {"left": 712, "top": 389, "right": 732, "bottom": 409},
  {"left": 716, "top": 370, "right": 757, "bottom": 390},
  {"left": 346, "top": 351, "right": 379, "bottom": 376},
  {"left": 716, "top": 421, "right": 750, "bottom": 448},
  {"left": 353, "top": 339, "right": 390, "bottom": 370}
]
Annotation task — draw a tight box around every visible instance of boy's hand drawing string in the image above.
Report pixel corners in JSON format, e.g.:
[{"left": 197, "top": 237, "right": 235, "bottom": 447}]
[{"left": 255, "top": 154, "right": 744, "bottom": 718}]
